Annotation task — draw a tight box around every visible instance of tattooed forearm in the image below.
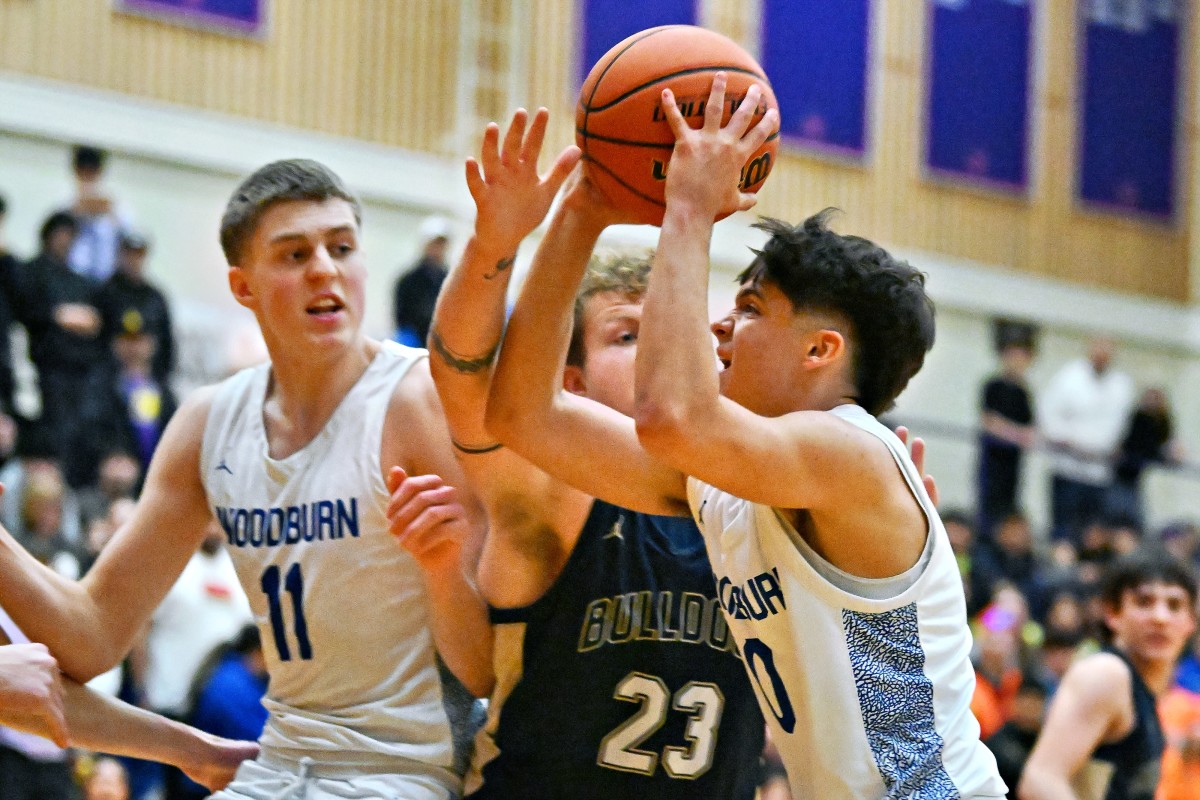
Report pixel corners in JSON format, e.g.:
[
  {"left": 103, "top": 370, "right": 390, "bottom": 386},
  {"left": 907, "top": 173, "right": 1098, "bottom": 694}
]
[
  {"left": 483, "top": 256, "right": 516, "bottom": 281},
  {"left": 429, "top": 327, "right": 502, "bottom": 374},
  {"left": 451, "top": 438, "right": 504, "bottom": 455}
]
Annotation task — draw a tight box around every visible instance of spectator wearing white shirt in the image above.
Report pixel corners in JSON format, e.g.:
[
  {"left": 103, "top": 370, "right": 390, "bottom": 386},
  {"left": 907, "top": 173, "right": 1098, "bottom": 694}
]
[
  {"left": 65, "top": 146, "right": 133, "bottom": 282},
  {"left": 1038, "top": 337, "right": 1135, "bottom": 546}
]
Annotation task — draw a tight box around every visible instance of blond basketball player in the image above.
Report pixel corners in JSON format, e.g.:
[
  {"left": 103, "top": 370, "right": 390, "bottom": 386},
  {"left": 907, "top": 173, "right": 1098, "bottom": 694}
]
[{"left": 0, "top": 161, "right": 491, "bottom": 799}]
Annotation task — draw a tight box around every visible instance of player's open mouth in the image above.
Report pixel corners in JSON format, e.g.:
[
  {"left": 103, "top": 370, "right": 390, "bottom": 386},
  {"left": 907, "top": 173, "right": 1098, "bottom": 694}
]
[{"left": 307, "top": 297, "right": 344, "bottom": 316}]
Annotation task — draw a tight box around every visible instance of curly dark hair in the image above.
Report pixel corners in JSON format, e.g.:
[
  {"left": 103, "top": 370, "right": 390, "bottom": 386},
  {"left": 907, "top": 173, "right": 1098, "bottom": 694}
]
[
  {"left": 219, "top": 159, "right": 361, "bottom": 266},
  {"left": 737, "top": 210, "right": 935, "bottom": 416}
]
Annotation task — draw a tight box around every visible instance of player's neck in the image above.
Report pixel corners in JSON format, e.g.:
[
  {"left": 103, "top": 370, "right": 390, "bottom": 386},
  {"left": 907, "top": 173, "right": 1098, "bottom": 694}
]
[
  {"left": 264, "top": 337, "right": 379, "bottom": 446},
  {"left": 1125, "top": 649, "right": 1176, "bottom": 696}
]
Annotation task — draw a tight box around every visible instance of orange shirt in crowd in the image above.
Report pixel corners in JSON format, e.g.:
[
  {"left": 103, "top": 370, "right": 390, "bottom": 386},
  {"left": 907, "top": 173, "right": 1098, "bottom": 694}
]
[{"left": 1158, "top": 688, "right": 1200, "bottom": 800}]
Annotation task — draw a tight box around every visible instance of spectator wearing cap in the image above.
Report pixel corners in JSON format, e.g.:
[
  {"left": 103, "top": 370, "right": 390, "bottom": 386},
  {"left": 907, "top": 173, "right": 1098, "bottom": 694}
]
[
  {"left": 392, "top": 215, "right": 451, "bottom": 347},
  {"left": 93, "top": 231, "right": 175, "bottom": 381},
  {"left": 64, "top": 145, "right": 133, "bottom": 282},
  {"left": 66, "top": 309, "right": 177, "bottom": 489},
  {"left": 20, "top": 210, "right": 103, "bottom": 461}
]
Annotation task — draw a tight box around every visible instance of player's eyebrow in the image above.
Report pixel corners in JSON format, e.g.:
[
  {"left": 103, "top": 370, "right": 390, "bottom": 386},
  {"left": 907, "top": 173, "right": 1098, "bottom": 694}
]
[
  {"left": 268, "top": 225, "right": 356, "bottom": 245},
  {"left": 735, "top": 286, "right": 765, "bottom": 303}
]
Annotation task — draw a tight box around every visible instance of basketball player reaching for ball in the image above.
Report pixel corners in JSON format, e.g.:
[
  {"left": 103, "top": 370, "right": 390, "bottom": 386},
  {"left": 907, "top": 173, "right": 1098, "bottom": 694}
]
[
  {"left": 485, "top": 76, "right": 1005, "bottom": 799},
  {"left": 403, "top": 106, "right": 765, "bottom": 799},
  {"left": 0, "top": 160, "right": 492, "bottom": 800}
]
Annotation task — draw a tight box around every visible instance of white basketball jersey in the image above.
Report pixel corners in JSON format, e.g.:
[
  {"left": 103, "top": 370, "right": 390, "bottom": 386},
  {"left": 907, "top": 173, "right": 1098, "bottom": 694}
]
[
  {"left": 687, "top": 404, "right": 1006, "bottom": 800},
  {"left": 200, "top": 342, "right": 480, "bottom": 788}
]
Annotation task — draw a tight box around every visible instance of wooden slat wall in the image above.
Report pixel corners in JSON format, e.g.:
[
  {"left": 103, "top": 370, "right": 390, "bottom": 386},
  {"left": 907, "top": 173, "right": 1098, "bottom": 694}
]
[
  {"left": 0, "top": 0, "right": 461, "bottom": 156},
  {"left": 0, "top": 0, "right": 1191, "bottom": 300}
]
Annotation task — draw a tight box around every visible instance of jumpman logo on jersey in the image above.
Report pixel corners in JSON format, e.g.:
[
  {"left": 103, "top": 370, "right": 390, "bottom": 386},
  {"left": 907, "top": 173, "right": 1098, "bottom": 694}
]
[
  {"left": 698, "top": 499, "right": 708, "bottom": 525},
  {"left": 604, "top": 516, "right": 625, "bottom": 542},
  {"left": 215, "top": 460, "right": 234, "bottom": 475}
]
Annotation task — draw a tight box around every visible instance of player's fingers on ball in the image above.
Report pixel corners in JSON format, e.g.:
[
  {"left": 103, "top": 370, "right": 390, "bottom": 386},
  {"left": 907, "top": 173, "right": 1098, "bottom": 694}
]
[
  {"left": 728, "top": 84, "right": 761, "bottom": 136},
  {"left": 704, "top": 72, "right": 728, "bottom": 131},
  {"left": 501, "top": 108, "right": 528, "bottom": 167},
  {"left": 660, "top": 89, "right": 688, "bottom": 138},
  {"left": 522, "top": 107, "right": 551, "bottom": 163},
  {"left": 747, "top": 107, "right": 778, "bottom": 149}
]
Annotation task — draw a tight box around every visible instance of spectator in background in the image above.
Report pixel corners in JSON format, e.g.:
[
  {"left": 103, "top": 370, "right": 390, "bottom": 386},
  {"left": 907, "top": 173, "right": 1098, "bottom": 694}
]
[
  {"left": 93, "top": 231, "right": 175, "bottom": 382},
  {"left": 1108, "top": 387, "right": 1180, "bottom": 530},
  {"left": 21, "top": 210, "right": 103, "bottom": 460},
  {"left": 67, "top": 310, "right": 176, "bottom": 489},
  {"left": 1157, "top": 686, "right": 1200, "bottom": 800},
  {"left": 985, "top": 674, "right": 1047, "bottom": 800},
  {"left": 84, "top": 757, "right": 130, "bottom": 800},
  {"left": 1038, "top": 336, "right": 1135, "bottom": 547},
  {"left": 978, "top": 339, "right": 1036, "bottom": 539},
  {"left": 65, "top": 145, "right": 132, "bottom": 282},
  {"left": 76, "top": 450, "right": 141, "bottom": 535},
  {"left": 975, "top": 511, "right": 1041, "bottom": 607},
  {"left": 944, "top": 509, "right": 988, "bottom": 615},
  {"left": 0, "top": 194, "right": 22, "bottom": 418},
  {"left": 973, "top": 596, "right": 1027, "bottom": 740},
  {"left": 392, "top": 215, "right": 451, "bottom": 347},
  {"left": 14, "top": 463, "right": 83, "bottom": 582}
]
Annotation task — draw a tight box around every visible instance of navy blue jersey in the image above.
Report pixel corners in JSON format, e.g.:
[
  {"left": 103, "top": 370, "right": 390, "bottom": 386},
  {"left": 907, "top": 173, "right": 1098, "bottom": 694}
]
[
  {"left": 1091, "top": 647, "right": 1164, "bottom": 800},
  {"left": 469, "top": 500, "right": 764, "bottom": 800}
]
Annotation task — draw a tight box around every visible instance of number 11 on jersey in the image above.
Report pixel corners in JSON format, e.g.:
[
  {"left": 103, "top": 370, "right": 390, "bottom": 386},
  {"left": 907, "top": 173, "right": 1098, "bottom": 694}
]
[{"left": 261, "top": 563, "right": 313, "bottom": 661}]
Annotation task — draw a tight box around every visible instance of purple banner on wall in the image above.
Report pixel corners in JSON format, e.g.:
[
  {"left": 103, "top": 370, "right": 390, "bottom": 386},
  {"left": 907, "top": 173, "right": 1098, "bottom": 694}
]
[
  {"left": 761, "top": 0, "right": 871, "bottom": 158},
  {"left": 1079, "top": 1, "right": 1180, "bottom": 219},
  {"left": 116, "top": 0, "right": 265, "bottom": 37},
  {"left": 926, "top": 0, "right": 1031, "bottom": 191},
  {"left": 579, "top": 0, "right": 698, "bottom": 80}
]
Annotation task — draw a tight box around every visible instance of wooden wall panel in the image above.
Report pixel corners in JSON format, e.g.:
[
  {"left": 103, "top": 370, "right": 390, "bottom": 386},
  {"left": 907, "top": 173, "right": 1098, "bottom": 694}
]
[{"left": 0, "top": 0, "right": 462, "bottom": 156}]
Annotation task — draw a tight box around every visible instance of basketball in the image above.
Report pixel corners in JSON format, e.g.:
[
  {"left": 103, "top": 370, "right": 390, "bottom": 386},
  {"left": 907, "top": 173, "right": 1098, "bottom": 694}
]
[{"left": 576, "top": 25, "right": 780, "bottom": 226}]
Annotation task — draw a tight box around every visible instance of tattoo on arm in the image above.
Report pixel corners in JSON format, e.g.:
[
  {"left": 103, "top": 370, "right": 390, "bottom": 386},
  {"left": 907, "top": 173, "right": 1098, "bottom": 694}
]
[
  {"left": 483, "top": 256, "right": 516, "bottom": 281},
  {"left": 429, "top": 327, "right": 502, "bottom": 374},
  {"left": 451, "top": 438, "right": 504, "bottom": 455}
]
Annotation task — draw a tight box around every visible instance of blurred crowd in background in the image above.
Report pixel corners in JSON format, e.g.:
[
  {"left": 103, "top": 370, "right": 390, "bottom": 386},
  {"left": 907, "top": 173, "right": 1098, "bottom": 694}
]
[{"left": 0, "top": 145, "right": 1198, "bottom": 800}]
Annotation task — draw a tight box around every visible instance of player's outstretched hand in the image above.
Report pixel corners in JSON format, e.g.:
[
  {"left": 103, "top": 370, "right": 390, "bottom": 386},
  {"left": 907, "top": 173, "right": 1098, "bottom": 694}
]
[
  {"left": 466, "top": 107, "right": 581, "bottom": 256},
  {"left": 180, "top": 733, "right": 259, "bottom": 791},
  {"left": 0, "top": 643, "right": 68, "bottom": 747},
  {"left": 660, "top": 72, "right": 778, "bottom": 220},
  {"left": 386, "top": 467, "right": 470, "bottom": 575},
  {"left": 896, "top": 426, "right": 940, "bottom": 508}
]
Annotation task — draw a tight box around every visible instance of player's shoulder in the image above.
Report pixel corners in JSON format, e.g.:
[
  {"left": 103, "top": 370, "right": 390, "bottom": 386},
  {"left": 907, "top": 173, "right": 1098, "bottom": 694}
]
[{"left": 1060, "top": 650, "right": 1134, "bottom": 709}]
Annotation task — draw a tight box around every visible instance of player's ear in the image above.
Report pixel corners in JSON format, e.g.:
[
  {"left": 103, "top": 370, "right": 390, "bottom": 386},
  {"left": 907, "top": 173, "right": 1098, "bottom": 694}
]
[
  {"left": 228, "top": 266, "right": 255, "bottom": 310},
  {"left": 563, "top": 364, "right": 587, "bottom": 396},
  {"left": 805, "top": 329, "right": 845, "bottom": 368}
]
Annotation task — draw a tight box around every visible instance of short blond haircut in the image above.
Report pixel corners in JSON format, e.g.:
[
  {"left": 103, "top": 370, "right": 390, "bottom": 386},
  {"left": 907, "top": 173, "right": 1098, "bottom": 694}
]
[{"left": 567, "top": 251, "right": 652, "bottom": 367}]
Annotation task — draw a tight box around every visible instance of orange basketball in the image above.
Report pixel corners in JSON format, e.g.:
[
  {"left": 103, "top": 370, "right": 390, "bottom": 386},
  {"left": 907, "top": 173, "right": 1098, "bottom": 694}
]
[{"left": 576, "top": 25, "right": 779, "bottom": 226}]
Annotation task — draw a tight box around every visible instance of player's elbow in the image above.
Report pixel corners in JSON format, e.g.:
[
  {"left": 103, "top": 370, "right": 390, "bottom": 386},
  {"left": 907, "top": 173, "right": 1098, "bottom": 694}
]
[
  {"left": 57, "top": 640, "right": 124, "bottom": 684},
  {"left": 1015, "top": 764, "right": 1052, "bottom": 800},
  {"left": 633, "top": 400, "right": 690, "bottom": 458}
]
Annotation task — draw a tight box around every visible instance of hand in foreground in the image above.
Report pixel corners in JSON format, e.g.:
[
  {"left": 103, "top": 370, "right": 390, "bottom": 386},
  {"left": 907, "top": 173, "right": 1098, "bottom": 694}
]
[
  {"left": 467, "top": 107, "right": 580, "bottom": 255},
  {"left": 895, "top": 426, "right": 939, "bottom": 508},
  {"left": 659, "top": 73, "right": 778, "bottom": 220},
  {"left": 386, "top": 467, "right": 470, "bottom": 574},
  {"left": 0, "top": 643, "right": 68, "bottom": 747},
  {"left": 179, "top": 733, "right": 259, "bottom": 791}
]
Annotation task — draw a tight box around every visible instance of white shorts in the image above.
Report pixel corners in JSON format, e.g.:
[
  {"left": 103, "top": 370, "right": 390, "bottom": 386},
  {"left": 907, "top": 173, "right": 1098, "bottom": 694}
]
[{"left": 210, "top": 752, "right": 458, "bottom": 800}]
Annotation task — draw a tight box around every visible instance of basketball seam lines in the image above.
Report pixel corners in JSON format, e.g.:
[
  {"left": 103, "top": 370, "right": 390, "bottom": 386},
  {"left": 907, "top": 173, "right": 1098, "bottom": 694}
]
[
  {"left": 580, "top": 27, "right": 670, "bottom": 161},
  {"left": 575, "top": 128, "right": 782, "bottom": 149},
  {"left": 581, "top": 155, "right": 666, "bottom": 209},
  {"left": 581, "top": 65, "right": 768, "bottom": 113}
]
